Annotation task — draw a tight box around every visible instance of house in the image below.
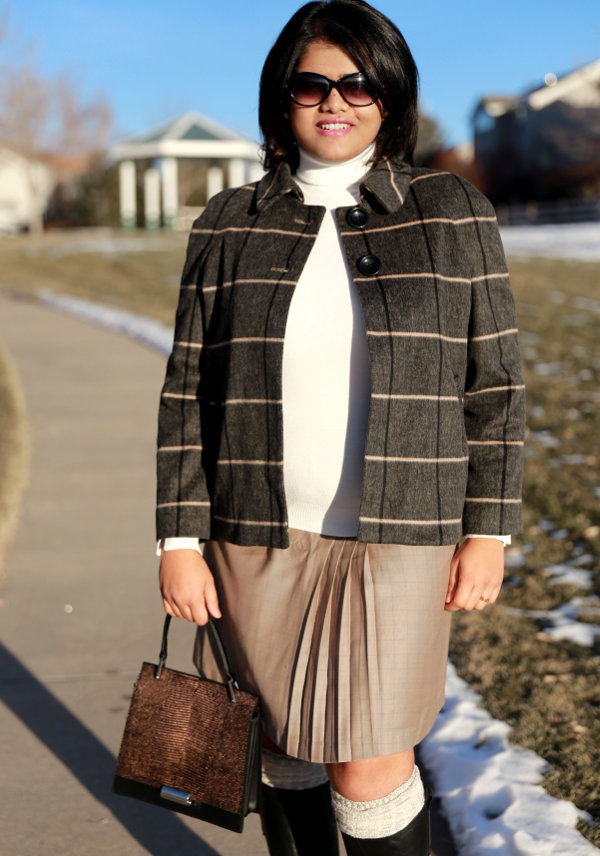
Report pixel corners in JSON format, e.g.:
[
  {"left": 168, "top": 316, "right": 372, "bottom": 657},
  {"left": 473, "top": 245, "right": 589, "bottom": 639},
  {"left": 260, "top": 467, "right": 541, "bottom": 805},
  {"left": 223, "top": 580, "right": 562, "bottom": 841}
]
[
  {"left": 110, "top": 112, "right": 264, "bottom": 230},
  {"left": 0, "top": 141, "right": 56, "bottom": 233},
  {"left": 473, "top": 58, "right": 600, "bottom": 204}
]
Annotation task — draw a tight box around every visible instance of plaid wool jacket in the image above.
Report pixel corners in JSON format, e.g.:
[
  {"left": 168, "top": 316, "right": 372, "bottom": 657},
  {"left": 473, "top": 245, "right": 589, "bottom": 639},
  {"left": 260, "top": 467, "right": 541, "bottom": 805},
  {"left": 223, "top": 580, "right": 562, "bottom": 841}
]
[{"left": 156, "top": 158, "right": 525, "bottom": 548}]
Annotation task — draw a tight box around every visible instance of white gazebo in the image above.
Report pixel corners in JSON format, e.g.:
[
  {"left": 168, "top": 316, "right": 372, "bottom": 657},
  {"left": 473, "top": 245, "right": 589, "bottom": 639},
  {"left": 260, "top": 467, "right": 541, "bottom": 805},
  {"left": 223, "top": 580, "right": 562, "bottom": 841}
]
[{"left": 111, "top": 112, "right": 264, "bottom": 230}]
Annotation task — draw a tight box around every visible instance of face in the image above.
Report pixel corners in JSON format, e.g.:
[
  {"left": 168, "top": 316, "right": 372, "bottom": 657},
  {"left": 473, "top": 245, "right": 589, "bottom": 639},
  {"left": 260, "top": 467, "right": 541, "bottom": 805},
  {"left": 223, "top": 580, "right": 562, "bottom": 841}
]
[{"left": 289, "top": 41, "right": 384, "bottom": 163}]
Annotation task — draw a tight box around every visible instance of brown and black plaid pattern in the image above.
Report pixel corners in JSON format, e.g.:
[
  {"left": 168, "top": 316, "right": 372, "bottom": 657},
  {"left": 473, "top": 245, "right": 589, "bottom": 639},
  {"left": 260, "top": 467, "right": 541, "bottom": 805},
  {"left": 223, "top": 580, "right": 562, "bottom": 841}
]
[{"left": 157, "top": 158, "right": 525, "bottom": 548}]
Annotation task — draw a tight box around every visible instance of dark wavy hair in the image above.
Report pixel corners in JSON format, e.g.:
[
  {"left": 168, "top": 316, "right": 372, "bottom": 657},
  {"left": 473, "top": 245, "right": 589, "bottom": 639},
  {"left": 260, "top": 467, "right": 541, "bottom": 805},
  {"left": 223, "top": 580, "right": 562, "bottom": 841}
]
[{"left": 259, "top": 0, "right": 419, "bottom": 171}]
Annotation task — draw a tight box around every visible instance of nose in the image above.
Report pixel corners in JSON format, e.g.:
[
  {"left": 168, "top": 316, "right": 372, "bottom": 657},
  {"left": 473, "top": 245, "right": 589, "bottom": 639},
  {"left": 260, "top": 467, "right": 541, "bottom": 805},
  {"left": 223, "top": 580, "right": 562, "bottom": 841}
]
[{"left": 321, "top": 85, "right": 348, "bottom": 112}]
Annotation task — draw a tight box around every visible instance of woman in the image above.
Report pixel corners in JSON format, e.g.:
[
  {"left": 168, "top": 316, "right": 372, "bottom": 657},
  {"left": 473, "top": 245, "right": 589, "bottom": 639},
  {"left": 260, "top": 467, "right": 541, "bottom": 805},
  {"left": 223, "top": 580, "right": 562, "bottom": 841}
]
[{"left": 157, "top": 1, "right": 525, "bottom": 854}]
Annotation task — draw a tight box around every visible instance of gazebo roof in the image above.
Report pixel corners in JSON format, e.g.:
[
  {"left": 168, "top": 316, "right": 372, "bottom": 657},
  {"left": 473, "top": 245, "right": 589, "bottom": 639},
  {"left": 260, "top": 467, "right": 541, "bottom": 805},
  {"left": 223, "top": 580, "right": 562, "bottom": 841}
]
[{"left": 111, "top": 111, "right": 261, "bottom": 162}]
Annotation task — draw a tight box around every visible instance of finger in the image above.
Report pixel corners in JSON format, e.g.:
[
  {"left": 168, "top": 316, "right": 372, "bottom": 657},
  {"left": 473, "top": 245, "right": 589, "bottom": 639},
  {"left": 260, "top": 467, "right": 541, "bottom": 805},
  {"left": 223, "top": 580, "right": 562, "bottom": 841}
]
[
  {"left": 205, "top": 582, "right": 222, "bottom": 619},
  {"left": 451, "top": 583, "right": 476, "bottom": 611},
  {"left": 476, "top": 587, "right": 499, "bottom": 610},
  {"left": 445, "top": 556, "right": 460, "bottom": 604},
  {"left": 167, "top": 601, "right": 185, "bottom": 620},
  {"left": 465, "top": 588, "right": 486, "bottom": 611},
  {"left": 191, "top": 603, "right": 209, "bottom": 626},
  {"left": 483, "top": 587, "right": 501, "bottom": 607},
  {"left": 162, "top": 598, "right": 176, "bottom": 617},
  {"left": 170, "top": 597, "right": 195, "bottom": 623},
  {"left": 181, "top": 603, "right": 197, "bottom": 623}
]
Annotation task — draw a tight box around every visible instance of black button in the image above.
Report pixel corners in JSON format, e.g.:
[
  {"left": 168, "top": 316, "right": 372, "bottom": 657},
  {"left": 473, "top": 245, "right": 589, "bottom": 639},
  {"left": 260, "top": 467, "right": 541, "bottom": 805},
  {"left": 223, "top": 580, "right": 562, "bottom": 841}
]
[
  {"left": 357, "top": 254, "right": 381, "bottom": 276},
  {"left": 346, "top": 206, "right": 369, "bottom": 229}
]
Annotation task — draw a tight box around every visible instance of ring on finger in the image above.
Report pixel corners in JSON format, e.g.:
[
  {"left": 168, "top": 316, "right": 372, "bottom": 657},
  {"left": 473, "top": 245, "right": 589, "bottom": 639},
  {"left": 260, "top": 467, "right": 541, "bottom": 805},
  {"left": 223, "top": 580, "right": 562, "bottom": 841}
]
[{"left": 479, "top": 595, "right": 490, "bottom": 603}]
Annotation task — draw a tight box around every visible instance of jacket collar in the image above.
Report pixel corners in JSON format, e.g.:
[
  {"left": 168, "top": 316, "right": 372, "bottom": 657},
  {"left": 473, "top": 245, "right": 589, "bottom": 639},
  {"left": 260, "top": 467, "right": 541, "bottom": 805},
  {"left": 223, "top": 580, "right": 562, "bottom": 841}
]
[
  {"left": 254, "top": 157, "right": 413, "bottom": 215},
  {"left": 360, "top": 158, "right": 413, "bottom": 214},
  {"left": 254, "top": 163, "right": 303, "bottom": 211}
]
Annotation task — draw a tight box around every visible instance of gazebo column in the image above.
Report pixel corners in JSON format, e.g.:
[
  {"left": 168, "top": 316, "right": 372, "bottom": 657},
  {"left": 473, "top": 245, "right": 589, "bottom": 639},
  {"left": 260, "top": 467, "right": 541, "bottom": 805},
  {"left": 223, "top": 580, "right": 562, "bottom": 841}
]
[
  {"left": 119, "top": 160, "right": 137, "bottom": 229},
  {"left": 161, "top": 157, "right": 178, "bottom": 230},
  {"left": 144, "top": 167, "right": 161, "bottom": 230},
  {"left": 228, "top": 158, "right": 246, "bottom": 188},
  {"left": 207, "top": 165, "right": 224, "bottom": 201}
]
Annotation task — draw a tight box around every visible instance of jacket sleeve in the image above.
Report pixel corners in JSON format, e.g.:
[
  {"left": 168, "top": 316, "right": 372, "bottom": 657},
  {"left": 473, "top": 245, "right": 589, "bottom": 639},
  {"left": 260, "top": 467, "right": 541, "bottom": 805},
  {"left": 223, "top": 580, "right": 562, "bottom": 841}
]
[
  {"left": 155, "top": 199, "right": 224, "bottom": 541},
  {"left": 461, "top": 204, "right": 526, "bottom": 536}
]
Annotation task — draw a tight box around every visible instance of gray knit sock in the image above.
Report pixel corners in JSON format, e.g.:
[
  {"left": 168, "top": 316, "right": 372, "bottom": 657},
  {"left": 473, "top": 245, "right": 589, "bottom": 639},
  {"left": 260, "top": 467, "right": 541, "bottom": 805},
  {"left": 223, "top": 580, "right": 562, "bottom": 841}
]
[
  {"left": 331, "top": 765, "right": 425, "bottom": 839},
  {"left": 261, "top": 748, "right": 329, "bottom": 790}
]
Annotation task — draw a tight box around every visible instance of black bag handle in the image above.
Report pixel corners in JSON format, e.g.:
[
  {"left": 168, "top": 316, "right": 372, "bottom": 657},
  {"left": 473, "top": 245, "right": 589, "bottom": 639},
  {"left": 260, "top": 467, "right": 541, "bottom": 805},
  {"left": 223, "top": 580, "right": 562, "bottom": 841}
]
[{"left": 155, "top": 614, "right": 240, "bottom": 703}]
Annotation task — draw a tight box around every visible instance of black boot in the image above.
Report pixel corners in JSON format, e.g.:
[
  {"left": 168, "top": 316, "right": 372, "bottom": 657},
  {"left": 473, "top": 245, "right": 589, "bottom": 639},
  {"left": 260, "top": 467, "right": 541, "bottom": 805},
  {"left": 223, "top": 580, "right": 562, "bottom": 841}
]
[
  {"left": 260, "top": 782, "right": 298, "bottom": 855},
  {"left": 340, "top": 790, "right": 431, "bottom": 856},
  {"left": 260, "top": 781, "right": 340, "bottom": 856}
]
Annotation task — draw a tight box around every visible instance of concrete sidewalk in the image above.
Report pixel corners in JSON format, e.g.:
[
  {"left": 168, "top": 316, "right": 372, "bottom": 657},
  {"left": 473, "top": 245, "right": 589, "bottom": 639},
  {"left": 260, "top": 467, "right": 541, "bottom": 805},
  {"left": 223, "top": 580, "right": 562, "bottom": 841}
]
[
  {"left": 0, "top": 294, "right": 267, "bottom": 855},
  {"left": 0, "top": 293, "right": 456, "bottom": 856}
]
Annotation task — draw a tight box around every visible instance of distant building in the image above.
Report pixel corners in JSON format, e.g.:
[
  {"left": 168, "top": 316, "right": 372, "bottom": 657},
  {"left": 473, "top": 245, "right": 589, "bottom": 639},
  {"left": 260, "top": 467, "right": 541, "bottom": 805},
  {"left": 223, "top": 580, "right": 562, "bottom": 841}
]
[
  {"left": 0, "top": 141, "right": 55, "bottom": 233},
  {"left": 473, "top": 58, "right": 600, "bottom": 204},
  {"left": 111, "top": 112, "right": 264, "bottom": 230},
  {"left": 425, "top": 142, "right": 485, "bottom": 190}
]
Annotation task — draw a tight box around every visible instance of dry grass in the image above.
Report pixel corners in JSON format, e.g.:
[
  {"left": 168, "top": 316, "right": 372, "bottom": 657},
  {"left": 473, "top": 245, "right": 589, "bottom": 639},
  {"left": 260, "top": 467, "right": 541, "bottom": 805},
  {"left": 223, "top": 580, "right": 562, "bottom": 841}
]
[
  {"left": 0, "top": 342, "right": 30, "bottom": 579},
  {"left": 1, "top": 232, "right": 599, "bottom": 844},
  {"left": 451, "top": 257, "right": 600, "bottom": 847},
  {"left": 0, "top": 229, "right": 187, "bottom": 324}
]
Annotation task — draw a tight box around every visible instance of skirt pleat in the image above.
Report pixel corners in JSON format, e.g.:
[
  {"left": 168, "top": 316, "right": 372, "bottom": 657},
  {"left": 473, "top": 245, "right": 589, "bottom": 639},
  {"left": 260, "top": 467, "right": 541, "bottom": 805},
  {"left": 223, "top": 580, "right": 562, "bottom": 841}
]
[{"left": 195, "top": 529, "right": 455, "bottom": 763}]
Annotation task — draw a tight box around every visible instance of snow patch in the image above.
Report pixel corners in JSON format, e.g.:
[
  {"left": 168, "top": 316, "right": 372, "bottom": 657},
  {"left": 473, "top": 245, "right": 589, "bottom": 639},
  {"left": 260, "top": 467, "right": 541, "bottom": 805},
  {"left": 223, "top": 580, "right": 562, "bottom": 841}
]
[
  {"left": 545, "top": 621, "right": 600, "bottom": 646},
  {"left": 543, "top": 564, "right": 593, "bottom": 589},
  {"left": 507, "top": 596, "right": 600, "bottom": 648},
  {"left": 534, "top": 361, "right": 564, "bottom": 377},
  {"left": 27, "top": 229, "right": 186, "bottom": 259},
  {"left": 421, "top": 663, "right": 597, "bottom": 855},
  {"left": 500, "top": 223, "right": 600, "bottom": 261},
  {"left": 529, "top": 430, "right": 561, "bottom": 449},
  {"left": 40, "top": 291, "right": 173, "bottom": 355}
]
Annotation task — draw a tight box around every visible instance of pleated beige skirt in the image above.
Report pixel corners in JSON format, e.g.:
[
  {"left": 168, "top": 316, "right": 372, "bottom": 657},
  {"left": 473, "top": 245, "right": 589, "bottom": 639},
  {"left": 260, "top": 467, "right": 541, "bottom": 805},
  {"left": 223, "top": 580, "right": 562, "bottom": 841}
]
[{"left": 194, "top": 529, "right": 455, "bottom": 763}]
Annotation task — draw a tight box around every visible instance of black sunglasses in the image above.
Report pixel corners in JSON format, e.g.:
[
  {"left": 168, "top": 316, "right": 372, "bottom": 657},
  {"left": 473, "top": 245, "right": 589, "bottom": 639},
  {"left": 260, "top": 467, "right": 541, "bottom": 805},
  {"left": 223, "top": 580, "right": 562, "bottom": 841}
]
[{"left": 289, "top": 72, "right": 378, "bottom": 107}]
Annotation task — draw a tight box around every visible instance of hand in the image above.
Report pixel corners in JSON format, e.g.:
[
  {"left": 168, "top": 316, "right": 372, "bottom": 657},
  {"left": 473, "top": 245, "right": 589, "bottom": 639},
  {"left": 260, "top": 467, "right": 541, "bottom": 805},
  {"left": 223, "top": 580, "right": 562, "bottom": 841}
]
[
  {"left": 159, "top": 549, "right": 221, "bottom": 625},
  {"left": 444, "top": 538, "right": 504, "bottom": 612}
]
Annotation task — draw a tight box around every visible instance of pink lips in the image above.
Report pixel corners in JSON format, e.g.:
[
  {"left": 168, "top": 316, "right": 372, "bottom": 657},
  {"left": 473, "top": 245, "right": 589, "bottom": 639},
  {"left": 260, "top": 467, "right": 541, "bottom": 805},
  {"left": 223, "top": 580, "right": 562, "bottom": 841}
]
[{"left": 316, "top": 120, "right": 353, "bottom": 137}]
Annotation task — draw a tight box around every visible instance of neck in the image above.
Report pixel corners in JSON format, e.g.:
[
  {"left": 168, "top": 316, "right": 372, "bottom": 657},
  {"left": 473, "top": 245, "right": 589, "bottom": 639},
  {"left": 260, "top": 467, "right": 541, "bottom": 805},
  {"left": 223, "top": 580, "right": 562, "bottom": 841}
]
[{"left": 296, "top": 143, "right": 375, "bottom": 188}]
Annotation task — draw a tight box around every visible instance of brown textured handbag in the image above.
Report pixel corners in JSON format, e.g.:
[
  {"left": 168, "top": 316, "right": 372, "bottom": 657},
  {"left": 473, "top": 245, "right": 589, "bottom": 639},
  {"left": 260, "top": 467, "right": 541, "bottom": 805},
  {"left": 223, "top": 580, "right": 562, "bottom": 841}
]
[{"left": 113, "top": 614, "right": 261, "bottom": 833}]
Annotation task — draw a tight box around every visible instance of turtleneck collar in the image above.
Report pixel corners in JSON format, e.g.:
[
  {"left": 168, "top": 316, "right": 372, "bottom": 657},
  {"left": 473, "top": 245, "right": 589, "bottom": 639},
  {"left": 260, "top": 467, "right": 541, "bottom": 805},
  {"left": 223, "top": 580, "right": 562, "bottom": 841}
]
[{"left": 295, "top": 143, "right": 376, "bottom": 189}]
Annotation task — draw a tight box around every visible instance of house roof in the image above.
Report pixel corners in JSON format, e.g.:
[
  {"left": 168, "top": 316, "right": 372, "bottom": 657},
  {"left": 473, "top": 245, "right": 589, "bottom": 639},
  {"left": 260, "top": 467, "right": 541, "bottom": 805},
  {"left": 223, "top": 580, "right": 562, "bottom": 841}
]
[
  {"left": 0, "top": 138, "right": 47, "bottom": 163},
  {"left": 473, "top": 57, "right": 600, "bottom": 119},
  {"left": 526, "top": 58, "right": 600, "bottom": 110},
  {"left": 111, "top": 111, "right": 261, "bottom": 162},
  {"left": 40, "top": 151, "right": 94, "bottom": 176}
]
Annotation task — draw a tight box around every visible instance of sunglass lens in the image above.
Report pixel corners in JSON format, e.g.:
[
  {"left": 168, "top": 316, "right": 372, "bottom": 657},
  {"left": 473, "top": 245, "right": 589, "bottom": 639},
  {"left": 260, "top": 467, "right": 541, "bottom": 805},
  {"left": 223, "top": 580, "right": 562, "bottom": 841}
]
[
  {"left": 340, "top": 79, "right": 376, "bottom": 106},
  {"left": 290, "top": 75, "right": 329, "bottom": 106}
]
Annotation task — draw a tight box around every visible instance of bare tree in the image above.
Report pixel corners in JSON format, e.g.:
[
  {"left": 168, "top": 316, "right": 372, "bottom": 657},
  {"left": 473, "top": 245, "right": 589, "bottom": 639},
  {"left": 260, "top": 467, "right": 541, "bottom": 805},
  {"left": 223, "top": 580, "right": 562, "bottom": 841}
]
[
  {"left": 415, "top": 110, "right": 445, "bottom": 165},
  {"left": 51, "top": 75, "right": 112, "bottom": 158},
  {"left": 0, "top": 16, "right": 112, "bottom": 230}
]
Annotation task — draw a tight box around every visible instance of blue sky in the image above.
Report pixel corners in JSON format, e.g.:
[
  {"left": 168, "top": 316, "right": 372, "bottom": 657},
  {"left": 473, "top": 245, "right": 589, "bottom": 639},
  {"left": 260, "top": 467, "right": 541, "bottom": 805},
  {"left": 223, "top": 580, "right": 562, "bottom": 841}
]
[{"left": 6, "top": 1, "right": 600, "bottom": 148}]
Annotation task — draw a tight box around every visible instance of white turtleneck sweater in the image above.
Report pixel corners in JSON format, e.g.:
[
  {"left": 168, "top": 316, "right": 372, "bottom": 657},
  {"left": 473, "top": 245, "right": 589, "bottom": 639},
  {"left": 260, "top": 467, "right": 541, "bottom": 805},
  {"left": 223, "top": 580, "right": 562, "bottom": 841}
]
[
  {"left": 281, "top": 145, "right": 374, "bottom": 536},
  {"left": 160, "top": 144, "right": 509, "bottom": 552}
]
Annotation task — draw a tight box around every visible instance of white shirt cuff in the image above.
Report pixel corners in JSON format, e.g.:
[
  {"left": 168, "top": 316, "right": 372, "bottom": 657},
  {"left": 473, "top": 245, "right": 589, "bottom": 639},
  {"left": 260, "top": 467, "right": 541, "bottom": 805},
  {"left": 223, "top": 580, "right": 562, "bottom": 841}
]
[
  {"left": 156, "top": 537, "right": 204, "bottom": 556},
  {"left": 156, "top": 535, "right": 510, "bottom": 555},
  {"left": 463, "top": 534, "right": 511, "bottom": 546}
]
